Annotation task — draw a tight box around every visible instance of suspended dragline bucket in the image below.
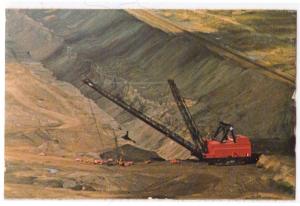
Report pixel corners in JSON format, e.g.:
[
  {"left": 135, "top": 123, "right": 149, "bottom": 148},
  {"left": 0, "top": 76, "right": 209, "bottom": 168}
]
[{"left": 82, "top": 78, "right": 203, "bottom": 159}]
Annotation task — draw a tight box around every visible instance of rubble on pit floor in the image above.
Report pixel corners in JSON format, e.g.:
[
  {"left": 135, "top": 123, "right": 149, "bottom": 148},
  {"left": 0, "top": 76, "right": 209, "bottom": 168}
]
[
  {"left": 256, "top": 154, "right": 295, "bottom": 194},
  {"left": 100, "top": 144, "right": 165, "bottom": 162}
]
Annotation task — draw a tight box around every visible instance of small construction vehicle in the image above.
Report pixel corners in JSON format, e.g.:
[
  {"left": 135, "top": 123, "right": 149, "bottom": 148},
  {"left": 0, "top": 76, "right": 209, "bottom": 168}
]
[{"left": 83, "top": 78, "right": 258, "bottom": 165}]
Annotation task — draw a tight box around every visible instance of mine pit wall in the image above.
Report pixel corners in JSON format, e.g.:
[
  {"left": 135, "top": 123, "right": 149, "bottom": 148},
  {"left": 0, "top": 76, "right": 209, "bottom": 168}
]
[{"left": 6, "top": 10, "right": 295, "bottom": 159}]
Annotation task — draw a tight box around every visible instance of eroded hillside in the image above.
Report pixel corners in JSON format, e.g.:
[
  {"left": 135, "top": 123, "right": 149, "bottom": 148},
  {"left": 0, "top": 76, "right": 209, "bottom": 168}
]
[
  {"left": 149, "top": 10, "right": 296, "bottom": 78},
  {"left": 4, "top": 62, "right": 295, "bottom": 199},
  {"left": 6, "top": 9, "right": 295, "bottom": 158},
  {"left": 5, "top": 62, "right": 129, "bottom": 157},
  {"left": 5, "top": 9, "right": 296, "bottom": 199}
]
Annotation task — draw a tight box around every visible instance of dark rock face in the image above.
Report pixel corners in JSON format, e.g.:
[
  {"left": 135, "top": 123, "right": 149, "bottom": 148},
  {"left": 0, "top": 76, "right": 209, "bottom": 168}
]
[
  {"left": 63, "top": 179, "right": 82, "bottom": 190},
  {"left": 100, "top": 144, "right": 165, "bottom": 162},
  {"left": 35, "top": 179, "right": 64, "bottom": 188},
  {"left": 5, "top": 174, "right": 37, "bottom": 185}
]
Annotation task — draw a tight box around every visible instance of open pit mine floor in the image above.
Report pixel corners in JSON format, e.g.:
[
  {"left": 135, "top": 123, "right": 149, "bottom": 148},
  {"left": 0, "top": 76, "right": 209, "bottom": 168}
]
[
  {"left": 4, "top": 151, "right": 294, "bottom": 199},
  {"left": 5, "top": 10, "right": 295, "bottom": 199},
  {"left": 4, "top": 62, "right": 294, "bottom": 200}
]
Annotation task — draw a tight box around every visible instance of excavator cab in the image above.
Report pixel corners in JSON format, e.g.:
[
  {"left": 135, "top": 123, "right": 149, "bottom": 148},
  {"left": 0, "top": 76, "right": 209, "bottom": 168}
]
[
  {"left": 203, "top": 123, "right": 251, "bottom": 160},
  {"left": 212, "top": 121, "right": 237, "bottom": 143}
]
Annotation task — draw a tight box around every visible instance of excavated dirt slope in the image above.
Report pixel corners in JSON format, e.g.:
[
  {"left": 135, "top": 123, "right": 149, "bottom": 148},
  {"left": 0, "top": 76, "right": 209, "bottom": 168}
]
[
  {"left": 5, "top": 62, "right": 294, "bottom": 199},
  {"left": 150, "top": 10, "right": 296, "bottom": 78},
  {"left": 5, "top": 61, "right": 131, "bottom": 155},
  {"left": 5, "top": 9, "right": 296, "bottom": 199},
  {"left": 7, "top": 9, "right": 294, "bottom": 159}
]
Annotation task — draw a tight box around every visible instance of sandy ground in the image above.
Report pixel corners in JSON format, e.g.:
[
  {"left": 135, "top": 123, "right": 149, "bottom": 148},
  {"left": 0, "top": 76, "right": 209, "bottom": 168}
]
[
  {"left": 5, "top": 62, "right": 128, "bottom": 156},
  {"left": 5, "top": 150, "right": 294, "bottom": 199},
  {"left": 4, "top": 62, "right": 294, "bottom": 199}
]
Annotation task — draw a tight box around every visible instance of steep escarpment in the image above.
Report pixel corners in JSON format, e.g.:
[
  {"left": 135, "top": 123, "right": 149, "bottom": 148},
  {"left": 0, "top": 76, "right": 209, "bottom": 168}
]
[{"left": 6, "top": 10, "right": 295, "bottom": 159}]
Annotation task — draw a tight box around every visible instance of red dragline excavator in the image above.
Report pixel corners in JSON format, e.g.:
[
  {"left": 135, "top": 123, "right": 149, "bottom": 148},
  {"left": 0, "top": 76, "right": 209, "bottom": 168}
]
[{"left": 83, "top": 78, "right": 258, "bottom": 164}]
